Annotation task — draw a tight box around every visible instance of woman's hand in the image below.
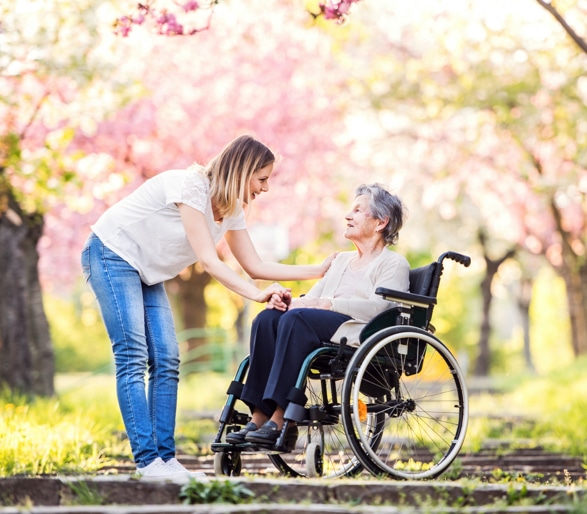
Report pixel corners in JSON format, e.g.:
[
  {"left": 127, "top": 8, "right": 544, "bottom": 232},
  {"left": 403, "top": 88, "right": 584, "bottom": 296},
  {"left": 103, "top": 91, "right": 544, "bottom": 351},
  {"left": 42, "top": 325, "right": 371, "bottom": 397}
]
[
  {"left": 319, "top": 252, "right": 338, "bottom": 277},
  {"left": 266, "top": 290, "right": 292, "bottom": 311},
  {"left": 255, "top": 282, "right": 291, "bottom": 304}
]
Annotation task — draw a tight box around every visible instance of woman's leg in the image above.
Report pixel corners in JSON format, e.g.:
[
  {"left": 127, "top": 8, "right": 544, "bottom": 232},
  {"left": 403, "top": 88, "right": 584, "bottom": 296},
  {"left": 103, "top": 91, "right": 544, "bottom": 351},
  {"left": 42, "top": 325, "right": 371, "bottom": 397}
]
[
  {"left": 82, "top": 234, "right": 158, "bottom": 467},
  {"left": 239, "top": 309, "right": 284, "bottom": 418},
  {"left": 142, "top": 282, "right": 180, "bottom": 462},
  {"left": 263, "top": 309, "right": 352, "bottom": 419}
]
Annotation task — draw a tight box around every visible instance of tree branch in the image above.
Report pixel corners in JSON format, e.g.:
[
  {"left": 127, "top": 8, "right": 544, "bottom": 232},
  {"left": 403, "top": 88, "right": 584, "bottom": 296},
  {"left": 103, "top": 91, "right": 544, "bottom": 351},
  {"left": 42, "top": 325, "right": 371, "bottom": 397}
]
[{"left": 535, "top": 0, "right": 587, "bottom": 54}]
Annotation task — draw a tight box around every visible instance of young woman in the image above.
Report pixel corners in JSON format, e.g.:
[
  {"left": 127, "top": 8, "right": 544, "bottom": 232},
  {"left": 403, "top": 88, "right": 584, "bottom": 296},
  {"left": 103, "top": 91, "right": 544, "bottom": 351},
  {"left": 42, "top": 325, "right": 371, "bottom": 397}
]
[
  {"left": 226, "top": 184, "right": 410, "bottom": 449},
  {"left": 81, "top": 135, "right": 333, "bottom": 479}
]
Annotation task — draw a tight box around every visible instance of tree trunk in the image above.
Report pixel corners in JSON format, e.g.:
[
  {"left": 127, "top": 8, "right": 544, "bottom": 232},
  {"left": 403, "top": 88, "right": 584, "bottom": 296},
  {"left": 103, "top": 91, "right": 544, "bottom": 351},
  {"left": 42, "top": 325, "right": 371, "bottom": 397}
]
[
  {"left": 549, "top": 197, "right": 587, "bottom": 357},
  {"left": 0, "top": 178, "right": 54, "bottom": 396},
  {"left": 516, "top": 277, "right": 535, "bottom": 373},
  {"left": 559, "top": 260, "right": 587, "bottom": 357},
  {"left": 167, "top": 263, "right": 211, "bottom": 365},
  {"left": 473, "top": 231, "right": 516, "bottom": 376}
]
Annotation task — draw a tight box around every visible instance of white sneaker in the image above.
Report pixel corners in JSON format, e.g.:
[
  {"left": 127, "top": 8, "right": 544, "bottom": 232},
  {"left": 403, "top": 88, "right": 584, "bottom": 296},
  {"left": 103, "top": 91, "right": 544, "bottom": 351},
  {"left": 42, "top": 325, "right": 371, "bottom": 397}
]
[
  {"left": 165, "top": 458, "right": 208, "bottom": 480},
  {"left": 135, "top": 457, "right": 190, "bottom": 481}
]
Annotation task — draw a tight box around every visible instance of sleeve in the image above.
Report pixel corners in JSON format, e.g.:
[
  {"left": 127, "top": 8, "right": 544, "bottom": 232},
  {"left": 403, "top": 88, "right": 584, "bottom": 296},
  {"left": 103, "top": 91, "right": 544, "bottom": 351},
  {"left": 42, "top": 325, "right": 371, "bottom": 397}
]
[
  {"left": 180, "top": 172, "right": 209, "bottom": 214},
  {"left": 331, "top": 253, "right": 410, "bottom": 322},
  {"left": 303, "top": 252, "right": 351, "bottom": 299}
]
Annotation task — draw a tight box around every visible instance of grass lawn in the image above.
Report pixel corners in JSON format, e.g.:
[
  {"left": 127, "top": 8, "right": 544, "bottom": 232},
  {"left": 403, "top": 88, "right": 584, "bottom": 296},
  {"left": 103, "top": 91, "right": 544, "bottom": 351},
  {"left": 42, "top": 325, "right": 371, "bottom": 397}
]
[{"left": 2, "top": 357, "right": 587, "bottom": 477}]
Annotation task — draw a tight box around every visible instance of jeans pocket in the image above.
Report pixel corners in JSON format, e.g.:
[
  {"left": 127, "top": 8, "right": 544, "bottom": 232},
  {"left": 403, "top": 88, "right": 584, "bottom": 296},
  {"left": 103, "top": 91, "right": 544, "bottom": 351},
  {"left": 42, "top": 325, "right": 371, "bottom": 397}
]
[{"left": 81, "top": 245, "right": 91, "bottom": 283}]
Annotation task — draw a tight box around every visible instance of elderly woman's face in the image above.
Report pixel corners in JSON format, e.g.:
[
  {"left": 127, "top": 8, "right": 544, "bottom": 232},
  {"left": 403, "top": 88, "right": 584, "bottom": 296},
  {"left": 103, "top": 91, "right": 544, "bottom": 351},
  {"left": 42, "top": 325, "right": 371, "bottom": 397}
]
[{"left": 344, "top": 194, "right": 382, "bottom": 241}]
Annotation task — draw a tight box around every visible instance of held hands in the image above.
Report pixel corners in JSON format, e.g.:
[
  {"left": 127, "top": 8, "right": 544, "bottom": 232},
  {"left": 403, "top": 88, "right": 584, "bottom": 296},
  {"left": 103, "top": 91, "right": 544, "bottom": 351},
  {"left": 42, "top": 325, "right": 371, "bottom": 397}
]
[
  {"left": 266, "top": 289, "right": 292, "bottom": 311},
  {"left": 266, "top": 293, "right": 332, "bottom": 312},
  {"left": 257, "top": 283, "right": 291, "bottom": 305}
]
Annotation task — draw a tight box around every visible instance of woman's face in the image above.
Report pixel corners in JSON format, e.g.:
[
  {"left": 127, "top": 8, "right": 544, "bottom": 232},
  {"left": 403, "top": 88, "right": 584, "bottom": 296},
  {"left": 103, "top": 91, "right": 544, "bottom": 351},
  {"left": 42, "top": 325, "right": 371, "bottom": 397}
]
[
  {"left": 344, "top": 194, "right": 382, "bottom": 242},
  {"left": 245, "top": 163, "right": 273, "bottom": 204}
]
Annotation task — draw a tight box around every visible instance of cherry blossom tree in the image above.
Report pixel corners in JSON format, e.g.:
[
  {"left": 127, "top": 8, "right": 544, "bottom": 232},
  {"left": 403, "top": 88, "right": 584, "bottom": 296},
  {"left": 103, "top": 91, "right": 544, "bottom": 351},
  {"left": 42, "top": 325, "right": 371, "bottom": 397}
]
[
  {"left": 0, "top": 0, "right": 142, "bottom": 394},
  {"left": 39, "top": 0, "right": 359, "bottom": 360},
  {"left": 112, "top": 0, "right": 363, "bottom": 37},
  {"left": 332, "top": 0, "right": 587, "bottom": 371}
]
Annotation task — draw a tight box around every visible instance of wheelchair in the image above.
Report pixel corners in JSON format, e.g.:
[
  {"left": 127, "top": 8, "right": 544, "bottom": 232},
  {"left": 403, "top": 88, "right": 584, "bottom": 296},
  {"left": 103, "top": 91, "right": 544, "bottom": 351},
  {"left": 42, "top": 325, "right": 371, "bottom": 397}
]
[{"left": 210, "top": 251, "right": 471, "bottom": 480}]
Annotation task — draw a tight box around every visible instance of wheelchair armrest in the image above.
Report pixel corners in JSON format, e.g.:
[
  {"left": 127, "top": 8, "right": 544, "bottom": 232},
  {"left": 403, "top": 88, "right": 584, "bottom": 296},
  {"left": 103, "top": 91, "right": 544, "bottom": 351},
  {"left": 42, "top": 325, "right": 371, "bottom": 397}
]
[{"left": 375, "top": 287, "right": 437, "bottom": 309}]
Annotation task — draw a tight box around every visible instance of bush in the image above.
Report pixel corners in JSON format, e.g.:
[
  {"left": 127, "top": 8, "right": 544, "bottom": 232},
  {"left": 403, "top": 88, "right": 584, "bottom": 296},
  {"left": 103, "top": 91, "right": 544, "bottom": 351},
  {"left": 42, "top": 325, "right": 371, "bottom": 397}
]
[{"left": 46, "top": 292, "right": 112, "bottom": 373}]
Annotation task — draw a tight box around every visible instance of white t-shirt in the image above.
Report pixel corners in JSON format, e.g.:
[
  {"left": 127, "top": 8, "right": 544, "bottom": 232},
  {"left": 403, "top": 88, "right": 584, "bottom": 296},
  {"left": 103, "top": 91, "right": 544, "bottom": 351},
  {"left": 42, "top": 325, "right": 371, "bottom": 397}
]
[{"left": 91, "top": 168, "right": 246, "bottom": 285}]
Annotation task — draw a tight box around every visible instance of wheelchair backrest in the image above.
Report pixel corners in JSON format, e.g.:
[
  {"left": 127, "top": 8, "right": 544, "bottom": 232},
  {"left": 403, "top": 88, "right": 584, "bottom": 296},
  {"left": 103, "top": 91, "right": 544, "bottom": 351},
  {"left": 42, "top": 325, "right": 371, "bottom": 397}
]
[
  {"left": 359, "top": 262, "right": 440, "bottom": 343},
  {"left": 359, "top": 252, "right": 470, "bottom": 343},
  {"left": 408, "top": 262, "right": 439, "bottom": 297}
]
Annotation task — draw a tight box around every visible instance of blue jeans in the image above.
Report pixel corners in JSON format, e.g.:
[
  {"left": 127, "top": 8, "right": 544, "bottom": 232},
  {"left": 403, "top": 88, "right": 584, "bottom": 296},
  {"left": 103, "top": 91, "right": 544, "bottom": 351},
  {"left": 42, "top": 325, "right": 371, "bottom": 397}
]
[{"left": 81, "top": 233, "right": 180, "bottom": 467}]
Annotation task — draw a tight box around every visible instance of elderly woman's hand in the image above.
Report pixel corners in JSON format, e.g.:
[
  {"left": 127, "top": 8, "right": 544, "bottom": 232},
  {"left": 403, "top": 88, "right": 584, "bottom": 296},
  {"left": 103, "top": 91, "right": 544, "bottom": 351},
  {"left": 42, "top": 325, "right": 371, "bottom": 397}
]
[
  {"left": 266, "top": 290, "right": 292, "bottom": 311},
  {"left": 257, "top": 283, "right": 291, "bottom": 304}
]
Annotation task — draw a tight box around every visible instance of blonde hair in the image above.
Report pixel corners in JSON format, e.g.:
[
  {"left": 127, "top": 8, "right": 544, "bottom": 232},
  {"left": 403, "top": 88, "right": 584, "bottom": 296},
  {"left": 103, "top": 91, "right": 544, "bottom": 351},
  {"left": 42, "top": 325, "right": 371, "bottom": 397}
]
[{"left": 204, "top": 135, "right": 275, "bottom": 219}]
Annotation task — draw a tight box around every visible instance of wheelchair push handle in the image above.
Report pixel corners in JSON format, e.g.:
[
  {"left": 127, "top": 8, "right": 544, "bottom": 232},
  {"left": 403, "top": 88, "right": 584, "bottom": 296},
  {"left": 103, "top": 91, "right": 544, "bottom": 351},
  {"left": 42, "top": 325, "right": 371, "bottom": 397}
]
[{"left": 439, "top": 251, "right": 471, "bottom": 268}]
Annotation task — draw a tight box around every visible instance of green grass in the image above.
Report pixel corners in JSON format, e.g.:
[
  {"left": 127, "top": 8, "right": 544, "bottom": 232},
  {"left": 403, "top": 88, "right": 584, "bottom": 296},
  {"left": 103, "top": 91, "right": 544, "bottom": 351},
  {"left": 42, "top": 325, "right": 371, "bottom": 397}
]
[
  {"left": 465, "top": 355, "right": 587, "bottom": 456},
  {"left": 2, "top": 356, "right": 587, "bottom": 477},
  {"left": 0, "top": 371, "right": 231, "bottom": 477}
]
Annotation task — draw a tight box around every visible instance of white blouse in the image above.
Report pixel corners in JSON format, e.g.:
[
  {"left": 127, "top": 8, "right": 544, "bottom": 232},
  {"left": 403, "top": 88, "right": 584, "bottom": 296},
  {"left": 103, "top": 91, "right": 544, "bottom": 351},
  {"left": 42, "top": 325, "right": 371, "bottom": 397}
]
[{"left": 91, "top": 168, "right": 246, "bottom": 285}]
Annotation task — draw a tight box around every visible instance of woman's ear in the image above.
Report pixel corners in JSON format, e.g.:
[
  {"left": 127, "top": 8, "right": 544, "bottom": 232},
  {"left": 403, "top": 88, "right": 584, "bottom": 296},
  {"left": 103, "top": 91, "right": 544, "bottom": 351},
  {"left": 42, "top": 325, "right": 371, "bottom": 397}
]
[{"left": 377, "top": 217, "right": 389, "bottom": 233}]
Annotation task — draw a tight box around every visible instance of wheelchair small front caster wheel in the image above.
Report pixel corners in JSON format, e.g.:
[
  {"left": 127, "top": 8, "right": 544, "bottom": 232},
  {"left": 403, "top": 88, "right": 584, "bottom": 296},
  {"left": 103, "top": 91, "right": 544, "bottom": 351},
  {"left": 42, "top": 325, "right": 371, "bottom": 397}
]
[
  {"left": 305, "top": 442, "right": 323, "bottom": 477},
  {"left": 214, "top": 451, "right": 242, "bottom": 477}
]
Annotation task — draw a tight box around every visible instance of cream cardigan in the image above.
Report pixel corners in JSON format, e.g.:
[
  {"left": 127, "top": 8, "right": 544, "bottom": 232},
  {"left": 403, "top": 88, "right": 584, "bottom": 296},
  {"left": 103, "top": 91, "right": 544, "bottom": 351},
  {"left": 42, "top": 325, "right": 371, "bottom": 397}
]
[{"left": 304, "top": 248, "right": 410, "bottom": 346}]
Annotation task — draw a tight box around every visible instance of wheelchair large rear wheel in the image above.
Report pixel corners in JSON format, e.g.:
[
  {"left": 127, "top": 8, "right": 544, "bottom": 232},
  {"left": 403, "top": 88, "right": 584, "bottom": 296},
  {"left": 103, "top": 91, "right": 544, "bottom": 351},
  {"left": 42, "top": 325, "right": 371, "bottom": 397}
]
[
  {"left": 268, "top": 353, "right": 380, "bottom": 478},
  {"left": 341, "top": 326, "right": 468, "bottom": 479}
]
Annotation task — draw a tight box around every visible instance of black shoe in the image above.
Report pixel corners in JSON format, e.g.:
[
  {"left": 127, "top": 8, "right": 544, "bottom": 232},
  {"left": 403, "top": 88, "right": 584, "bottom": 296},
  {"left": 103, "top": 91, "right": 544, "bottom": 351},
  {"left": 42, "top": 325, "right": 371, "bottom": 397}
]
[
  {"left": 226, "top": 422, "right": 258, "bottom": 444},
  {"left": 244, "top": 420, "right": 299, "bottom": 450}
]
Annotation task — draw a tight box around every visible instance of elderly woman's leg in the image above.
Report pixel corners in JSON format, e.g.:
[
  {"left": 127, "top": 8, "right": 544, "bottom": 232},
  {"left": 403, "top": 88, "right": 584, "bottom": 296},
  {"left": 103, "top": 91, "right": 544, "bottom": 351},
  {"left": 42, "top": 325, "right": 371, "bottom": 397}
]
[
  {"left": 245, "top": 309, "right": 351, "bottom": 447},
  {"left": 226, "top": 309, "right": 282, "bottom": 444}
]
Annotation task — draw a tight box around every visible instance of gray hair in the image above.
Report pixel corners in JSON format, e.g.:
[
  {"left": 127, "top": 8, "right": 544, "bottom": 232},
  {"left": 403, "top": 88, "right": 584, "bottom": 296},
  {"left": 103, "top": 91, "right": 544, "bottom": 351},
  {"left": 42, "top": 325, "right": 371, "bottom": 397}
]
[{"left": 355, "top": 183, "right": 406, "bottom": 246}]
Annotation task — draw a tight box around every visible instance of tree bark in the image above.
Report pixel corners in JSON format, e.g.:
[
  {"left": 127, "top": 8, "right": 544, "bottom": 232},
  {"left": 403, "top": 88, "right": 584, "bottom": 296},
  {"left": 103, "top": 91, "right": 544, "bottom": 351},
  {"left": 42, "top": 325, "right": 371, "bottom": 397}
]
[
  {"left": 473, "top": 231, "right": 516, "bottom": 376},
  {"left": 516, "top": 277, "right": 535, "bottom": 373},
  {"left": 167, "top": 263, "right": 211, "bottom": 365},
  {"left": 549, "top": 197, "right": 587, "bottom": 357},
  {"left": 0, "top": 177, "right": 54, "bottom": 396}
]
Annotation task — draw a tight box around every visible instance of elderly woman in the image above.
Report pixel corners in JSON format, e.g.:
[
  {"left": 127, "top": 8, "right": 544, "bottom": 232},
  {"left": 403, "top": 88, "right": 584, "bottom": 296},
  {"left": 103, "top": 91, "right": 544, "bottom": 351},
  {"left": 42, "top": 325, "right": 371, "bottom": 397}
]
[{"left": 226, "top": 183, "right": 410, "bottom": 448}]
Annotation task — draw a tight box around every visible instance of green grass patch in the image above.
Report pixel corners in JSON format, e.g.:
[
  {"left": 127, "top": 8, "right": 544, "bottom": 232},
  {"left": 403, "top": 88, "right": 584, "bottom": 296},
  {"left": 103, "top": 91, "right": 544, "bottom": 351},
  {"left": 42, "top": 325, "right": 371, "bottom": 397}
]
[
  {"left": 3, "top": 354, "right": 587, "bottom": 477},
  {"left": 465, "top": 355, "right": 587, "bottom": 457},
  {"left": 0, "top": 390, "right": 125, "bottom": 476},
  {"left": 0, "top": 371, "right": 234, "bottom": 476}
]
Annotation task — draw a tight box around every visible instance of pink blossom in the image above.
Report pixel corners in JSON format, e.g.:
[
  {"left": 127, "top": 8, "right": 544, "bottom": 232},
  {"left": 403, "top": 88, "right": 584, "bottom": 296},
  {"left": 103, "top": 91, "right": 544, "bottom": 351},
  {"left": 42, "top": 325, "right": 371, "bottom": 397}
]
[
  {"left": 114, "top": 16, "right": 133, "bottom": 37},
  {"left": 182, "top": 0, "right": 199, "bottom": 13}
]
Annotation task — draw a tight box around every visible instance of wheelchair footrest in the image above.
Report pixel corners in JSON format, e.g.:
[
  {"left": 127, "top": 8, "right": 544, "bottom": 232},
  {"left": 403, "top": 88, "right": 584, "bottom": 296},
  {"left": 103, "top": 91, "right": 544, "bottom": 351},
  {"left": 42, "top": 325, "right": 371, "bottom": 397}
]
[{"left": 211, "top": 441, "right": 291, "bottom": 455}]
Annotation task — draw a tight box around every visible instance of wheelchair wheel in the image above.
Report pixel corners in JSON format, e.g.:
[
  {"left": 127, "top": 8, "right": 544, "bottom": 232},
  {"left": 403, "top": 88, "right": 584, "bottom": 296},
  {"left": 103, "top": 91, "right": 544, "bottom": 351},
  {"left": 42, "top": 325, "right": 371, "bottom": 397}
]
[
  {"left": 214, "top": 450, "right": 242, "bottom": 477},
  {"left": 341, "top": 326, "right": 468, "bottom": 479},
  {"left": 268, "top": 353, "right": 372, "bottom": 479},
  {"left": 305, "top": 442, "right": 323, "bottom": 477}
]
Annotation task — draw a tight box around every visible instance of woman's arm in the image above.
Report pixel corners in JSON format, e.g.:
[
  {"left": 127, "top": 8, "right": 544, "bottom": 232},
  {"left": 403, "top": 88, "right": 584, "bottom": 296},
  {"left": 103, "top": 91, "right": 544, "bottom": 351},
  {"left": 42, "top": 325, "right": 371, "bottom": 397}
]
[
  {"left": 179, "top": 204, "right": 289, "bottom": 302},
  {"left": 224, "top": 228, "right": 335, "bottom": 281}
]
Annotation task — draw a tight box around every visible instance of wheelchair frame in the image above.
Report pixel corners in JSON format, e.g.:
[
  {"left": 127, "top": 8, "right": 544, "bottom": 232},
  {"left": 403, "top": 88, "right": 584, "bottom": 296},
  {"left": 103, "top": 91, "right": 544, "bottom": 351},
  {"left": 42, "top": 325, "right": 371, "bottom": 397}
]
[{"left": 210, "top": 251, "right": 471, "bottom": 479}]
